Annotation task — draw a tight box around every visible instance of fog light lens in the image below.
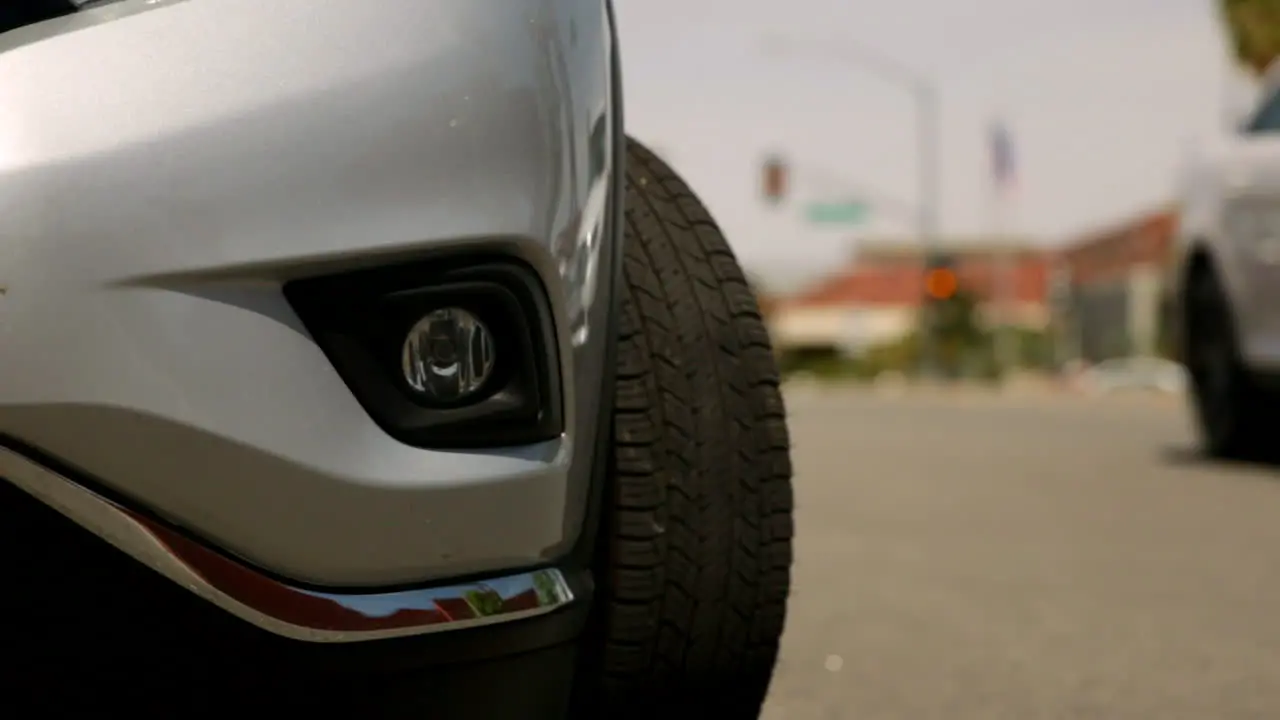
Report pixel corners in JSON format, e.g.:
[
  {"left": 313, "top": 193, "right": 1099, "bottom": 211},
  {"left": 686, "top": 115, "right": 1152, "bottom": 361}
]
[{"left": 401, "top": 308, "right": 496, "bottom": 402}]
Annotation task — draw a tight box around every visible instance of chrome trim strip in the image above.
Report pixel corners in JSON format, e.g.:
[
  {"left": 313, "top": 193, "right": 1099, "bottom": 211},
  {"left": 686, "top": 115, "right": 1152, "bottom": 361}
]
[{"left": 0, "top": 446, "right": 575, "bottom": 643}]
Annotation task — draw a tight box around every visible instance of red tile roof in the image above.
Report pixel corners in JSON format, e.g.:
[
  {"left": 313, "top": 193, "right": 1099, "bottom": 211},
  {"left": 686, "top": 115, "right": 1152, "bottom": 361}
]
[
  {"left": 1059, "top": 209, "right": 1177, "bottom": 285},
  {"left": 433, "top": 597, "right": 478, "bottom": 621},
  {"left": 500, "top": 589, "right": 542, "bottom": 613},
  {"left": 789, "top": 266, "right": 923, "bottom": 308},
  {"left": 784, "top": 255, "right": 1052, "bottom": 309},
  {"left": 778, "top": 208, "right": 1178, "bottom": 311}
]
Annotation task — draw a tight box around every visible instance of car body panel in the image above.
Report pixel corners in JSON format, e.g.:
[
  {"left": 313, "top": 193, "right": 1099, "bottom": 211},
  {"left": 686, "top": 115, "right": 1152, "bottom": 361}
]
[
  {"left": 0, "top": 0, "right": 618, "bottom": 587},
  {"left": 1175, "top": 71, "right": 1280, "bottom": 372}
]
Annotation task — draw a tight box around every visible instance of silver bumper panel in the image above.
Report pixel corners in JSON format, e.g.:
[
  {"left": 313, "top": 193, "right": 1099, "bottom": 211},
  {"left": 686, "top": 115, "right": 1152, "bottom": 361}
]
[{"left": 0, "top": 446, "right": 575, "bottom": 643}]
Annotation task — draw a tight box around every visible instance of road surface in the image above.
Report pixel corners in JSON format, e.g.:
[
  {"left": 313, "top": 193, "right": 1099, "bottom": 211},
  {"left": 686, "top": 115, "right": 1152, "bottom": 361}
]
[{"left": 765, "top": 390, "right": 1280, "bottom": 720}]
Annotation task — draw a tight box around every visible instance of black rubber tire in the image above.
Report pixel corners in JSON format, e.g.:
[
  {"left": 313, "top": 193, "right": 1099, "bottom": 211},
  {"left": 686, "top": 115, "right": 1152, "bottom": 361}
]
[
  {"left": 0, "top": 1, "right": 77, "bottom": 36},
  {"left": 1185, "top": 264, "right": 1272, "bottom": 460},
  {"left": 576, "top": 138, "right": 795, "bottom": 717}
]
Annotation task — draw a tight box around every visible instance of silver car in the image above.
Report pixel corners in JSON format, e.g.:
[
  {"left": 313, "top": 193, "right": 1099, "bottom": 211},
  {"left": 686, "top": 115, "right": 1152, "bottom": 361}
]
[
  {"left": 1175, "top": 60, "right": 1280, "bottom": 460},
  {"left": 0, "top": 1, "right": 794, "bottom": 716}
]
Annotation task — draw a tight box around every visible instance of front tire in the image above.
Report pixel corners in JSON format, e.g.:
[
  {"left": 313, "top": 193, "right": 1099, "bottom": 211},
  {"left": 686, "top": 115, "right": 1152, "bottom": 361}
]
[
  {"left": 576, "top": 139, "right": 795, "bottom": 717},
  {"left": 1185, "top": 265, "right": 1271, "bottom": 459}
]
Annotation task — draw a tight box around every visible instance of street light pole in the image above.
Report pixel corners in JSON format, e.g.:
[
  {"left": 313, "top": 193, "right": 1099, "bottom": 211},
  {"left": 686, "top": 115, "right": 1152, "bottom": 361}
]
[
  {"left": 915, "top": 82, "right": 941, "bottom": 378},
  {"left": 762, "top": 35, "right": 942, "bottom": 377}
]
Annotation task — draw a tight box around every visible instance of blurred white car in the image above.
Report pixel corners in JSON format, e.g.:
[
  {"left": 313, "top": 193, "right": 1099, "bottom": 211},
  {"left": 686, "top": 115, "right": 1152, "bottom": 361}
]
[
  {"left": 1077, "top": 357, "right": 1187, "bottom": 396},
  {"left": 1172, "top": 59, "right": 1280, "bottom": 458}
]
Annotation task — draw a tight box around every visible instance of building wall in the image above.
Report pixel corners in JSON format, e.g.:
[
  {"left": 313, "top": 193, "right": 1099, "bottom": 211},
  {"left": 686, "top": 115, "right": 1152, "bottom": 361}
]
[
  {"left": 975, "top": 301, "right": 1050, "bottom": 330},
  {"left": 1070, "top": 268, "right": 1162, "bottom": 362},
  {"left": 769, "top": 305, "right": 915, "bottom": 353},
  {"left": 769, "top": 300, "right": 1049, "bottom": 353},
  {"left": 851, "top": 243, "right": 1053, "bottom": 307},
  {"left": 1073, "top": 279, "right": 1131, "bottom": 361},
  {"left": 1128, "top": 265, "right": 1164, "bottom": 356},
  {"left": 769, "top": 238, "right": 1056, "bottom": 354},
  {"left": 1058, "top": 210, "right": 1176, "bottom": 362},
  {"left": 1060, "top": 212, "right": 1174, "bottom": 285}
]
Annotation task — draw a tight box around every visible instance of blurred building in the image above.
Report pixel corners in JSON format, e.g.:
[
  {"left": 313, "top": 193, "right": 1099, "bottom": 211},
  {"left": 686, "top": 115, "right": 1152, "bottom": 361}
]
[
  {"left": 753, "top": 285, "right": 780, "bottom": 320},
  {"left": 769, "top": 238, "right": 1052, "bottom": 355},
  {"left": 767, "top": 211, "right": 1179, "bottom": 364},
  {"left": 1056, "top": 209, "right": 1176, "bottom": 362}
]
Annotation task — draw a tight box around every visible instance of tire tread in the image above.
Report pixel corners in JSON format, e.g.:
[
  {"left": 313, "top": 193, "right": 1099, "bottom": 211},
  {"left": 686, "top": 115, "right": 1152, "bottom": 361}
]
[{"left": 594, "top": 139, "right": 794, "bottom": 714}]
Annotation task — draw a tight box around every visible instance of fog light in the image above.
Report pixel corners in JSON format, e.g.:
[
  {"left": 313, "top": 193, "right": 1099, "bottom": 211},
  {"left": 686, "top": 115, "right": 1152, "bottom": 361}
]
[{"left": 401, "top": 308, "right": 496, "bottom": 403}]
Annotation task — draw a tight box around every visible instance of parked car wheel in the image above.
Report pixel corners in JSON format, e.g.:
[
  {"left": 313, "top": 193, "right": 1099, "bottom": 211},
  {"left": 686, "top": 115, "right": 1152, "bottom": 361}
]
[
  {"left": 1185, "top": 265, "right": 1272, "bottom": 459},
  {"left": 574, "top": 138, "right": 795, "bottom": 717}
]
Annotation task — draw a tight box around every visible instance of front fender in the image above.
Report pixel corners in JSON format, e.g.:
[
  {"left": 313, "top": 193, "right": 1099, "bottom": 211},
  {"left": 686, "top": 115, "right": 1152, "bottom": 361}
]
[{"left": 0, "top": 0, "right": 622, "bottom": 587}]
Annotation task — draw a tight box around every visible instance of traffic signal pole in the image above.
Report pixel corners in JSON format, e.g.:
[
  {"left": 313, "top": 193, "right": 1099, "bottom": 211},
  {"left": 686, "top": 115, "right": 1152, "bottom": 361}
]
[
  {"left": 915, "top": 82, "right": 941, "bottom": 379},
  {"left": 761, "top": 35, "right": 942, "bottom": 379}
]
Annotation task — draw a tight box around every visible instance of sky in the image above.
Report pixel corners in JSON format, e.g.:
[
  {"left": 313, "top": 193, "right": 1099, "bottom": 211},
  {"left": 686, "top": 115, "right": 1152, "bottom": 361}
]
[{"left": 614, "top": 0, "right": 1249, "bottom": 288}]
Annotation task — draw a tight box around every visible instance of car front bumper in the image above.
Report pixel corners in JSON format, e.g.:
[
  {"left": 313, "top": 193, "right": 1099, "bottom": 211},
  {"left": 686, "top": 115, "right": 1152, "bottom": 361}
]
[
  {"left": 0, "top": 0, "right": 619, "bottom": 613},
  {"left": 0, "top": 443, "right": 579, "bottom": 641}
]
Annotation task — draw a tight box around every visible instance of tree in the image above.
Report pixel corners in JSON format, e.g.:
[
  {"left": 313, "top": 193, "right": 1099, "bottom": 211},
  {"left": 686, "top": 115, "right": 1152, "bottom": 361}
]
[
  {"left": 463, "top": 587, "right": 504, "bottom": 617},
  {"left": 531, "top": 570, "right": 562, "bottom": 606},
  {"left": 930, "top": 287, "right": 985, "bottom": 376},
  {"left": 919, "top": 253, "right": 988, "bottom": 377},
  {"left": 1220, "top": 0, "right": 1280, "bottom": 74}
]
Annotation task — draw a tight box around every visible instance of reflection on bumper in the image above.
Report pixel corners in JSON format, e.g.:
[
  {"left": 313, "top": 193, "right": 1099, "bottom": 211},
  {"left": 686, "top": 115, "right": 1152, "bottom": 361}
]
[{"left": 0, "top": 446, "right": 574, "bottom": 643}]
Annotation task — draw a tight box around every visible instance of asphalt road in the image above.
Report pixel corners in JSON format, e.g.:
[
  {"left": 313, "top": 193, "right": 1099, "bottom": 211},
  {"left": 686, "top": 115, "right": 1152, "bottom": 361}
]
[{"left": 763, "top": 390, "right": 1280, "bottom": 720}]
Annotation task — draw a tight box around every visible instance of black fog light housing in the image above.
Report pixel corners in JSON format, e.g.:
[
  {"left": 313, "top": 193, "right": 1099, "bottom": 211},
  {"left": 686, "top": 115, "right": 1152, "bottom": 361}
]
[{"left": 284, "top": 257, "right": 563, "bottom": 450}]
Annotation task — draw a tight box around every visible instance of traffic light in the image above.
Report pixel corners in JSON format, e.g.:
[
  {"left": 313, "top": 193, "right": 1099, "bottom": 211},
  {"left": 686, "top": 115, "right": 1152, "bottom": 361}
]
[
  {"left": 920, "top": 254, "right": 977, "bottom": 379},
  {"left": 924, "top": 267, "right": 958, "bottom": 300},
  {"left": 923, "top": 254, "right": 957, "bottom": 300},
  {"left": 762, "top": 155, "right": 788, "bottom": 204}
]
